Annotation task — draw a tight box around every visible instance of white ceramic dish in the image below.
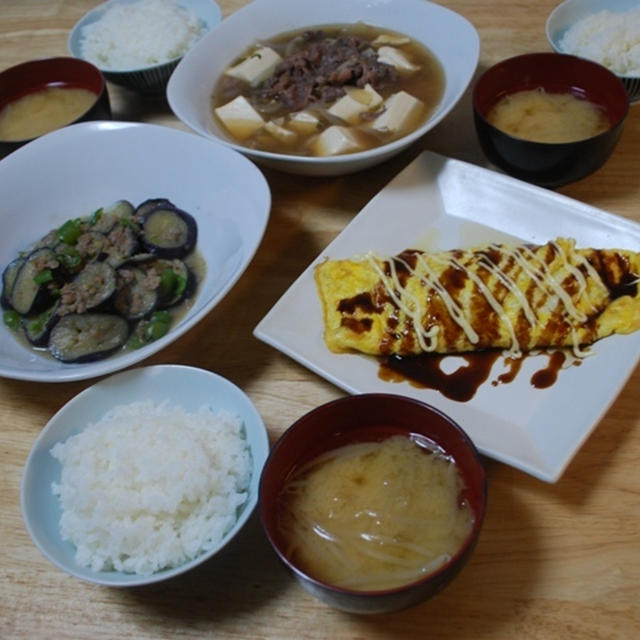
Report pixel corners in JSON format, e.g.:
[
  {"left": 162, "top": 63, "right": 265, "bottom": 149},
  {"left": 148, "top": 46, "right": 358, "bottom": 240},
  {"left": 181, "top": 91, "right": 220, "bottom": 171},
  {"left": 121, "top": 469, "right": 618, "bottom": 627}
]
[
  {"left": 254, "top": 151, "right": 640, "bottom": 483},
  {"left": 546, "top": 0, "right": 640, "bottom": 102},
  {"left": 21, "top": 364, "right": 270, "bottom": 586},
  {"left": 68, "top": 0, "right": 221, "bottom": 94},
  {"left": 0, "top": 121, "right": 270, "bottom": 383},
  {"left": 167, "top": 0, "right": 479, "bottom": 175}
]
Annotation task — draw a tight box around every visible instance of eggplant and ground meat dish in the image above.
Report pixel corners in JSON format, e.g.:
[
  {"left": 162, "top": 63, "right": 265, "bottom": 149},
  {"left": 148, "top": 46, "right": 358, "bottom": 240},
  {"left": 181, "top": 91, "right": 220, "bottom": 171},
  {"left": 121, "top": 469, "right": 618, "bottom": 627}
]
[
  {"left": 1, "top": 199, "right": 199, "bottom": 363},
  {"left": 212, "top": 24, "right": 444, "bottom": 156}
]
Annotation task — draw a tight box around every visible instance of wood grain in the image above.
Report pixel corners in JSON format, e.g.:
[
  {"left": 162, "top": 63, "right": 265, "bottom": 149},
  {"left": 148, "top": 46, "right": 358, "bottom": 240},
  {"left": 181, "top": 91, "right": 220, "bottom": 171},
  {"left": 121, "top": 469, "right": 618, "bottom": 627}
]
[{"left": 1, "top": 2, "right": 638, "bottom": 638}]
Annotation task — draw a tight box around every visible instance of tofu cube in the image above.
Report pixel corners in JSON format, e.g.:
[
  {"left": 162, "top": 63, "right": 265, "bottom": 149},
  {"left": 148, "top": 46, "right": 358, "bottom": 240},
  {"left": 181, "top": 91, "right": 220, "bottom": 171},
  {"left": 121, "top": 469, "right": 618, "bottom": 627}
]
[
  {"left": 370, "top": 91, "right": 425, "bottom": 135},
  {"left": 225, "top": 46, "right": 282, "bottom": 86},
  {"left": 372, "top": 34, "right": 411, "bottom": 47},
  {"left": 376, "top": 46, "right": 420, "bottom": 72},
  {"left": 328, "top": 84, "right": 383, "bottom": 124},
  {"left": 287, "top": 111, "right": 321, "bottom": 135},
  {"left": 309, "top": 125, "right": 363, "bottom": 156},
  {"left": 214, "top": 95, "right": 264, "bottom": 140},
  {"left": 264, "top": 120, "right": 298, "bottom": 145}
]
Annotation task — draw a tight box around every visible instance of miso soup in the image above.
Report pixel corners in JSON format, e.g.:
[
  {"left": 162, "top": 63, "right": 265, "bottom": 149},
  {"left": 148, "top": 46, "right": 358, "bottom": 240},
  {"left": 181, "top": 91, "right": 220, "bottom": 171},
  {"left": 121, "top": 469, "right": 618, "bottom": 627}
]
[
  {"left": 0, "top": 85, "right": 97, "bottom": 141},
  {"left": 211, "top": 24, "right": 445, "bottom": 156},
  {"left": 276, "top": 434, "right": 473, "bottom": 591},
  {"left": 486, "top": 88, "right": 610, "bottom": 143}
]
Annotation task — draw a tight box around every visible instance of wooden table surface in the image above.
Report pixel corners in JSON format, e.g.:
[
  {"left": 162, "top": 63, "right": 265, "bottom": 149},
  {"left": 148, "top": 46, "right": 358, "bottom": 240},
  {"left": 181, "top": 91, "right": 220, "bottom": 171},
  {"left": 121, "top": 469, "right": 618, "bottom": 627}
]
[{"left": 1, "top": 1, "right": 639, "bottom": 638}]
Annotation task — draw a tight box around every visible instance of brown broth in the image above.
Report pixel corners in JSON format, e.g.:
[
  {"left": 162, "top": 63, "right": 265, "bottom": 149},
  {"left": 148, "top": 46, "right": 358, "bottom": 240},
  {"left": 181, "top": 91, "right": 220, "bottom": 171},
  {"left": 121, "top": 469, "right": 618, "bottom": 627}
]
[{"left": 211, "top": 24, "right": 444, "bottom": 155}]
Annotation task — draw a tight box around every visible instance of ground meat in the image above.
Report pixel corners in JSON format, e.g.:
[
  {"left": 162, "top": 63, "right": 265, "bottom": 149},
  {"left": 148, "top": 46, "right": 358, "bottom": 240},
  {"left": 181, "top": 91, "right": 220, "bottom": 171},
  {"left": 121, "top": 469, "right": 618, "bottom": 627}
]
[{"left": 256, "top": 31, "right": 398, "bottom": 112}]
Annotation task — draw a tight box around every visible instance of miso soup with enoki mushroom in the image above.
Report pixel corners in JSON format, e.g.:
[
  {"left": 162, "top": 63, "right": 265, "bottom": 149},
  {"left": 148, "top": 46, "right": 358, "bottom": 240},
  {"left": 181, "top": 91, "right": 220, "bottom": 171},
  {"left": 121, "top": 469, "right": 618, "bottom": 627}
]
[{"left": 275, "top": 434, "right": 474, "bottom": 591}]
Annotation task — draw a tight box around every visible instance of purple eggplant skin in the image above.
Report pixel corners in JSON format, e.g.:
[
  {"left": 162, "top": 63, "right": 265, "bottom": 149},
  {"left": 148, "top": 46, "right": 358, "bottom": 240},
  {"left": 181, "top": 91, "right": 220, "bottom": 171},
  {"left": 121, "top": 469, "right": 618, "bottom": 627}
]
[
  {"left": 48, "top": 313, "right": 130, "bottom": 363},
  {"left": 1, "top": 257, "right": 25, "bottom": 308},
  {"left": 21, "top": 300, "right": 61, "bottom": 347},
  {"left": 140, "top": 205, "right": 198, "bottom": 260},
  {"left": 134, "top": 198, "right": 173, "bottom": 221},
  {"left": 9, "top": 247, "right": 58, "bottom": 315}
]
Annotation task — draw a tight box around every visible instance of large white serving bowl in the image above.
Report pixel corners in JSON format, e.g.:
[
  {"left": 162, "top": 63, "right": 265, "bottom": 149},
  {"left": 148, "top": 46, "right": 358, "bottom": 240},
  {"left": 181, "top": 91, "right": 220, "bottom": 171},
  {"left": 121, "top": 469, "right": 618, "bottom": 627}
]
[
  {"left": 21, "top": 364, "right": 270, "bottom": 587},
  {"left": 0, "top": 121, "right": 270, "bottom": 383},
  {"left": 167, "top": 0, "right": 480, "bottom": 176}
]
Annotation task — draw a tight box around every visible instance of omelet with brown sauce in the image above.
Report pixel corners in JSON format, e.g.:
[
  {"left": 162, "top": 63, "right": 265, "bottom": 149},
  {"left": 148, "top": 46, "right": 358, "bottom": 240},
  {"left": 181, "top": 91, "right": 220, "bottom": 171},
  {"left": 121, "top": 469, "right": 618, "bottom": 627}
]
[{"left": 314, "top": 238, "right": 640, "bottom": 357}]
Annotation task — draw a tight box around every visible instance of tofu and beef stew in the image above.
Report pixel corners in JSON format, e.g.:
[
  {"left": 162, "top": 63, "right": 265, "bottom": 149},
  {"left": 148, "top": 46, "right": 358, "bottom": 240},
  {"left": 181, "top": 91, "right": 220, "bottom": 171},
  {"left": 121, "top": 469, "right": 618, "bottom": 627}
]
[{"left": 211, "top": 24, "right": 444, "bottom": 156}]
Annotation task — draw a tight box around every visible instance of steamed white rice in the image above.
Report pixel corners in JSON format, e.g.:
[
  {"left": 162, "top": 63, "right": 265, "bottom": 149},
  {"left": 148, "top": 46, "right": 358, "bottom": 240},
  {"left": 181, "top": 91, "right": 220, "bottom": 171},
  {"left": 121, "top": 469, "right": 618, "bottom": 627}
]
[
  {"left": 559, "top": 8, "right": 640, "bottom": 77},
  {"left": 80, "top": 0, "right": 206, "bottom": 70},
  {"left": 51, "top": 400, "right": 251, "bottom": 576}
]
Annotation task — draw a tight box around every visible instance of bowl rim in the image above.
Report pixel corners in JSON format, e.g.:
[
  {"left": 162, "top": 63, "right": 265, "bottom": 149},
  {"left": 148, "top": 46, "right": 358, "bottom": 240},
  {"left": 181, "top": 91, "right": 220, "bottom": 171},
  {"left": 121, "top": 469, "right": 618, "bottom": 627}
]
[
  {"left": 67, "top": 0, "right": 222, "bottom": 75},
  {"left": 20, "top": 363, "right": 270, "bottom": 587},
  {"left": 259, "top": 392, "right": 487, "bottom": 597},
  {"left": 472, "top": 51, "right": 630, "bottom": 144}
]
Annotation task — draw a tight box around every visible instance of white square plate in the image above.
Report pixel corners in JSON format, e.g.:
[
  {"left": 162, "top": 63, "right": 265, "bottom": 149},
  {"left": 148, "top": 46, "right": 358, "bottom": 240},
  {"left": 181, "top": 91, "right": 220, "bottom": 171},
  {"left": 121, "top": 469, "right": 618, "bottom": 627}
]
[{"left": 254, "top": 151, "right": 640, "bottom": 482}]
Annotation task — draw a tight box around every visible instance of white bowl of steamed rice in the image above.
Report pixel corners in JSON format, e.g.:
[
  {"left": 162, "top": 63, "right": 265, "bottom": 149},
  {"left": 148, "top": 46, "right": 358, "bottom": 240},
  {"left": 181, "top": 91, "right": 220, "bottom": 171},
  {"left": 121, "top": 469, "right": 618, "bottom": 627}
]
[
  {"left": 68, "top": 0, "right": 221, "bottom": 94},
  {"left": 546, "top": 0, "right": 640, "bottom": 103},
  {"left": 20, "top": 364, "right": 269, "bottom": 586}
]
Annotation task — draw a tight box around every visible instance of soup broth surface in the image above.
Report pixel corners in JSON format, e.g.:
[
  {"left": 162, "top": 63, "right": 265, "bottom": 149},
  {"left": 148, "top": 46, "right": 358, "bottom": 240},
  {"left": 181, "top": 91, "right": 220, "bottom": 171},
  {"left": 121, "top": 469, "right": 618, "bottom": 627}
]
[
  {"left": 486, "top": 88, "right": 610, "bottom": 143},
  {"left": 277, "top": 434, "right": 473, "bottom": 591},
  {"left": 0, "top": 85, "right": 96, "bottom": 141},
  {"left": 211, "top": 24, "right": 444, "bottom": 156}
]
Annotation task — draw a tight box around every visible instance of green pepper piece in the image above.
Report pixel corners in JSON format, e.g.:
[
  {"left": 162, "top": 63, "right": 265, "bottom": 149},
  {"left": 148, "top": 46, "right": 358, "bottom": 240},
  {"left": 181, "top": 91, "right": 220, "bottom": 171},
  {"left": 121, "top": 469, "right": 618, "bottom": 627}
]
[
  {"left": 27, "top": 309, "right": 49, "bottom": 333},
  {"left": 88, "top": 208, "right": 103, "bottom": 225},
  {"left": 157, "top": 269, "right": 178, "bottom": 298},
  {"left": 56, "top": 218, "right": 83, "bottom": 245},
  {"left": 126, "top": 333, "right": 146, "bottom": 350},
  {"left": 3, "top": 310, "right": 20, "bottom": 330},
  {"left": 34, "top": 269, "right": 53, "bottom": 285},
  {"left": 56, "top": 246, "right": 82, "bottom": 270},
  {"left": 118, "top": 217, "right": 138, "bottom": 231}
]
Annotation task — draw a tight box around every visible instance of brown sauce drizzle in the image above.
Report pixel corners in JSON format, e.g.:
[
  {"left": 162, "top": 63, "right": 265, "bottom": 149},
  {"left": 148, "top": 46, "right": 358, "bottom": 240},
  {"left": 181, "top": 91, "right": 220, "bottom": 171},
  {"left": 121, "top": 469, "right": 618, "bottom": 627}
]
[{"left": 378, "top": 349, "right": 575, "bottom": 402}]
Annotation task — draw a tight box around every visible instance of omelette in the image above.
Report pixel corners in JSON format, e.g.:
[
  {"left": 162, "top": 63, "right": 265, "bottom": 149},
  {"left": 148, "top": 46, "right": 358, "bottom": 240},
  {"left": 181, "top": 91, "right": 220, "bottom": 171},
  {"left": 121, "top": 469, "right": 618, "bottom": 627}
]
[{"left": 314, "top": 238, "right": 640, "bottom": 358}]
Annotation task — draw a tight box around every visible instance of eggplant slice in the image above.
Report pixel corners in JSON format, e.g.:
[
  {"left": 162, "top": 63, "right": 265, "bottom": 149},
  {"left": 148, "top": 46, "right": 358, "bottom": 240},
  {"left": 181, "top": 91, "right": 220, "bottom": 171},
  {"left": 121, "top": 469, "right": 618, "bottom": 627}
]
[
  {"left": 9, "top": 247, "right": 57, "bottom": 315},
  {"left": 22, "top": 300, "right": 60, "bottom": 347},
  {"left": 49, "top": 313, "right": 129, "bottom": 363},
  {"left": 2, "top": 257, "right": 25, "bottom": 308},
  {"left": 113, "top": 267, "right": 158, "bottom": 320},
  {"left": 61, "top": 262, "right": 117, "bottom": 312},
  {"left": 143, "top": 258, "right": 194, "bottom": 308},
  {"left": 105, "top": 224, "right": 140, "bottom": 267},
  {"left": 90, "top": 200, "right": 136, "bottom": 233},
  {"left": 141, "top": 205, "right": 197, "bottom": 259},
  {"left": 134, "top": 198, "right": 173, "bottom": 221}
]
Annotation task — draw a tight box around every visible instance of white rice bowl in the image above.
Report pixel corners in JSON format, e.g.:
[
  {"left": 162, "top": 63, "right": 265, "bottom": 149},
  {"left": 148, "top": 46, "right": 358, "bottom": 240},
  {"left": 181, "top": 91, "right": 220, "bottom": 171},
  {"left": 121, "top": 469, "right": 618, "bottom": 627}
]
[{"left": 20, "top": 364, "right": 269, "bottom": 586}]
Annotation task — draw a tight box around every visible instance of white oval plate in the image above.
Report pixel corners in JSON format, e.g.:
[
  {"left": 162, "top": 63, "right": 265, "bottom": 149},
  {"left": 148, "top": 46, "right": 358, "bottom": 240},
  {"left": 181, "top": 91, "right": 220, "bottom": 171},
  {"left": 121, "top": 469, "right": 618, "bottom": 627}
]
[
  {"left": 21, "top": 364, "right": 270, "bottom": 586},
  {"left": 0, "top": 121, "right": 270, "bottom": 382}
]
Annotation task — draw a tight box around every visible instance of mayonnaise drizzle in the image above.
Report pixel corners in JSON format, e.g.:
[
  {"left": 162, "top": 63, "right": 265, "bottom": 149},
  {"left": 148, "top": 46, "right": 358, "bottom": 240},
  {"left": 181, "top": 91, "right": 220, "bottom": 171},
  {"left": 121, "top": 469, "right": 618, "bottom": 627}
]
[
  {"left": 365, "top": 252, "right": 439, "bottom": 352},
  {"left": 364, "top": 240, "right": 601, "bottom": 358}
]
